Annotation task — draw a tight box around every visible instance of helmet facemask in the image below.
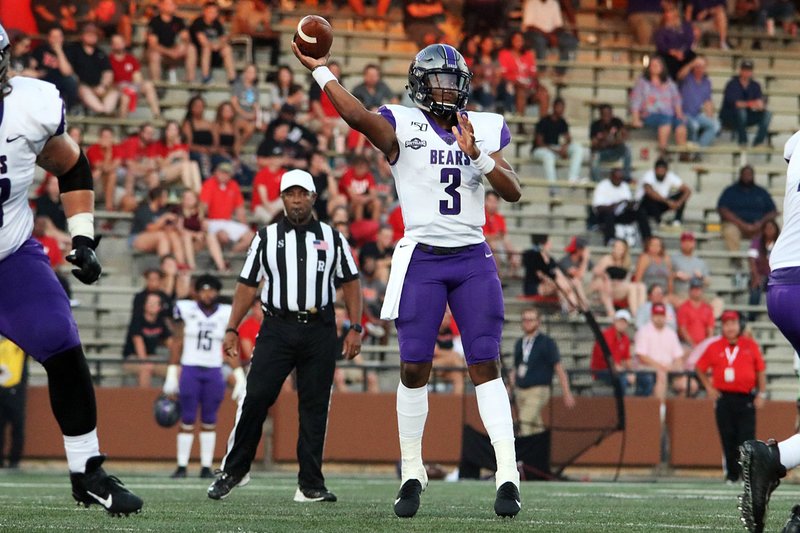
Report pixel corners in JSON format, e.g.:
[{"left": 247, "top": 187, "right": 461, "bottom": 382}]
[{"left": 422, "top": 70, "right": 470, "bottom": 117}]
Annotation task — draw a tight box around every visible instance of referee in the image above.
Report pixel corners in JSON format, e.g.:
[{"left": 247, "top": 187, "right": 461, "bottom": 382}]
[
  {"left": 695, "top": 310, "right": 766, "bottom": 483},
  {"left": 208, "top": 169, "right": 363, "bottom": 502}
]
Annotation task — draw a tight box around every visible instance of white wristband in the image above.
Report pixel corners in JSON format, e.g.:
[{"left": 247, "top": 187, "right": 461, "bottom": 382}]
[
  {"left": 67, "top": 212, "right": 95, "bottom": 240},
  {"left": 312, "top": 66, "right": 337, "bottom": 90},
  {"left": 470, "top": 150, "right": 496, "bottom": 175}
]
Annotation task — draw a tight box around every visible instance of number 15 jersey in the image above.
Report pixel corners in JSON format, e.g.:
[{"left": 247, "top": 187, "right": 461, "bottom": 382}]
[
  {"left": 377, "top": 105, "right": 511, "bottom": 247},
  {"left": 173, "top": 300, "right": 232, "bottom": 367}
]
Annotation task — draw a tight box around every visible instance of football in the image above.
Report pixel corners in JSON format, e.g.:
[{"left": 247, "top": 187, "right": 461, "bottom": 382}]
[{"left": 293, "top": 15, "right": 333, "bottom": 59}]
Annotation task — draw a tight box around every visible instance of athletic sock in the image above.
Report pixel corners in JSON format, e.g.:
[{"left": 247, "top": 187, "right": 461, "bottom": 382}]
[
  {"left": 64, "top": 428, "right": 100, "bottom": 473},
  {"left": 475, "top": 378, "right": 519, "bottom": 489},
  {"left": 199, "top": 431, "right": 216, "bottom": 469},
  {"left": 177, "top": 432, "right": 195, "bottom": 468},
  {"left": 778, "top": 434, "right": 800, "bottom": 470},
  {"left": 397, "top": 382, "right": 428, "bottom": 485}
]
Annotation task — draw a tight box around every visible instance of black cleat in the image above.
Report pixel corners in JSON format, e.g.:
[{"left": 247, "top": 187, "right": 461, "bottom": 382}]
[
  {"left": 782, "top": 505, "right": 800, "bottom": 533},
  {"left": 739, "top": 439, "right": 786, "bottom": 533},
  {"left": 199, "top": 467, "right": 215, "bottom": 479},
  {"left": 293, "top": 486, "right": 337, "bottom": 502},
  {"left": 70, "top": 455, "right": 143, "bottom": 516},
  {"left": 494, "top": 481, "right": 521, "bottom": 518},
  {"left": 170, "top": 466, "right": 187, "bottom": 479},
  {"left": 393, "top": 479, "right": 423, "bottom": 518},
  {"left": 207, "top": 471, "right": 249, "bottom": 500}
]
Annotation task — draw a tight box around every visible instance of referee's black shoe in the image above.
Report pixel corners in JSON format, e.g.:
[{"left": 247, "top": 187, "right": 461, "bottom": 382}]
[
  {"left": 394, "top": 479, "right": 423, "bottom": 518},
  {"left": 781, "top": 505, "right": 800, "bottom": 533},
  {"left": 494, "top": 481, "right": 521, "bottom": 518},
  {"left": 293, "top": 486, "right": 337, "bottom": 502},
  {"left": 207, "top": 471, "right": 250, "bottom": 500},
  {"left": 739, "top": 439, "right": 786, "bottom": 533},
  {"left": 70, "top": 455, "right": 143, "bottom": 516}
]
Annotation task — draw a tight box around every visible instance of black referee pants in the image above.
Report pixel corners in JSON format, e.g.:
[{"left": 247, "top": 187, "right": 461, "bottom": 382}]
[
  {"left": 715, "top": 392, "right": 756, "bottom": 482},
  {"left": 223, "top": 314, "right": 336, "bottom": 490}
]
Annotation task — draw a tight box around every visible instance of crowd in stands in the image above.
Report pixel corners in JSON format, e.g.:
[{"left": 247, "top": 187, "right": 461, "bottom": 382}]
[{"left": 8, "top": 0, "right": 790, "bottom": 396}]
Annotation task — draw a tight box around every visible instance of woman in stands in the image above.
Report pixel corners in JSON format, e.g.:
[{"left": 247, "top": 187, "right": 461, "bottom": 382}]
[
  {"left": 590, "top": 238, "right": 647, "bottom": 318},
  {"left": 175, "top": 189, "right": 226, "bottom": 273},
  {"left": 159, "top": 120, "right": 202, "bottom": 193},
  {"left": 629, "top": 55, "right": 688, "bottom": 156},
  {"left": 634, "top": 235, "right": 674, "bottom": 296},
  {"left": 496, "top": 31, "right": 549, "bottom": 122},
  {"left": 267, "top": 64, "right": 303, "bottom": 114},
  {"left": 230, "top": 63, "right": 261, "bottom": 144},
  {"left": 182, "top": 95, "right": 215, "bottom": 178}
]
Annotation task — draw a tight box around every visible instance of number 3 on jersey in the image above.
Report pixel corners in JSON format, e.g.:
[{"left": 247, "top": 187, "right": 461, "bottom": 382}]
[{"left": 439, "top": 168, "right": 461, "bottom": 215}]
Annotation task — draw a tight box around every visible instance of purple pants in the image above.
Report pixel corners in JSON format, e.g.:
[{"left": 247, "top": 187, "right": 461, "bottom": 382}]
[
  {"left": 179, "top": 365, "right": 225, "bottom": 425},
  {"left": 0, "top": 239, "right": 80, "bottom": 362},
  {"left": 768, "top": 267, "right": 800, "bottom": 354},
  {"left": 396, "top": 241, "right": 504, "bottom": 365}
]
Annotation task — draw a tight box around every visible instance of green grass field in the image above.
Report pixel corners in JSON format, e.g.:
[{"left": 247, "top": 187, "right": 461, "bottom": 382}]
[{"left": 2, "top": 470, "right": 799, "bottom": 532}]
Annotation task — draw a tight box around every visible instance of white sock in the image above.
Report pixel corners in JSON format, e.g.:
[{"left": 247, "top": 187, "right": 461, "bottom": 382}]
[
  {"left": 200, "top": 431, "right": 216, "bottom": 468},
  {"left": 397, "top": 382, "right": 428, "bottom": 484},
  {"left": 475, "top": 378, "right": 519, "bottom": 489},
  {"left": 63, "top": 428, "right": 100, "bottom": 473},
  {"left": 778, "top": 434, "right": 800, "bottom": 470},
  {"left": 177, "top": 432, "right": 195, "bottom": 467}
]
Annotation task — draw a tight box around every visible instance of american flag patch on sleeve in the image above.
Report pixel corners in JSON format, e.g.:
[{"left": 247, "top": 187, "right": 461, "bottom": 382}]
[{"left": 313, "top": 240, "right": 329, "bottom": 250}]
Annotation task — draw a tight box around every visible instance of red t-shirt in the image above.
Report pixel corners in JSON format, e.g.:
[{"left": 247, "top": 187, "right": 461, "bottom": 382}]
[
  {"left": 117, "top": 135, "right": 161, "bottom": 162},
  {"left": 497, "top": 48, "right": 538, "bottom": 86},
  {"left": 86, "top": 143, "right": 121, "bottom": 168},
  {"left": 34, "top": 234, "right": 63, "bottom": 267},
  {"left": 338, "top": 167, "right": 375, "bottom": 199},
  {"left": 110, "top": 52, "right": 140, "bottom": 84},
  {"left": 696, "top": 336, "right": 765, "bottom": 394},
  {"left": 251, "top": 167, "right": 285, "bottom": 210},
  {"left": 483, "top": 211, "right": 507, "bottom": 238},
  {"left": 200, "top": 176, "right": 244, "bottom": 220},
  {"left": 321, "top": 91, "right": 339, "bottom": 118},
  {"left": 677, "top": 299, "right": 715, "bottom": 345},
  {"left": 591, "top": 326, "right": 631, "bottom": 371},
  {"left": 238, "top": 315, "right": 261, "bottom": 364},
  {"left": 387, "top": 205, "right": 405, "bottom": 243}
]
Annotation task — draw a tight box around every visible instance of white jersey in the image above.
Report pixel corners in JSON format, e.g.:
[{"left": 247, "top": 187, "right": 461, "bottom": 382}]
[
  {"left": 173, "top": 300, "right": 231, "bottom": 367},
  {"left": 770, "top": 130, "right": 800, "bottom": 270},
  {"left": 378, "top": 105, "right": 510, "bottom": 247},
  {"left": 0, "top": 77, "right": 66, "bottom": 262}
]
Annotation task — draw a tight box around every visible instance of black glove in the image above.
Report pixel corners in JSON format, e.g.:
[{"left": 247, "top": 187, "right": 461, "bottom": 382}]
[{"left": 66, "top": 235, "right": 102, "bottom": 285}]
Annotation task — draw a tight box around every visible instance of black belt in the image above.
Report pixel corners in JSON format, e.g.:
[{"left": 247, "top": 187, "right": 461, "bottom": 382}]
[
  {"left": 262, "top": 304, "right": 328, "bottom": 324},
  {"left": 417, "top": 243, "right": 476, "bottom": 255}
]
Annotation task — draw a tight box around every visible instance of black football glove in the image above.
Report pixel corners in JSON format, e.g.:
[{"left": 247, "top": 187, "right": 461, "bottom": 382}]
[{"left": 66, "top": 235, "right": 102, "bottom": 285}]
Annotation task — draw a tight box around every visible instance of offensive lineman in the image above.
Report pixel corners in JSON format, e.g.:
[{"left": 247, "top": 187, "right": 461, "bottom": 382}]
[
  {"left": 0, "top": 24, "right": 142, "bottom": 514},
  {"left": 292, "top": 42, "right": 522, "bottom": 518},
  {"left": 738, "top": 130, "right": 800, "bottom": 533},
  {"left": 163, "top": 274, "right": 245, "bottom": 479}
]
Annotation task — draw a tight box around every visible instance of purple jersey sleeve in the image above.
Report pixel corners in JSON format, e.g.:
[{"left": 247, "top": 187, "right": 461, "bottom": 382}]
[
  {"left": 377, "top": 105, "right": 396, "bottom": 131},
  {"left": 499, "top": 119, "right": 511, "bottom": 151},
  {"left": 54, "top": 101, "right": 66, "bottom": 137}
]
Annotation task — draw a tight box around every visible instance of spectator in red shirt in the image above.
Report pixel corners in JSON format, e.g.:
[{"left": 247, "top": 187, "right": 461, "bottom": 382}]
[
  {"left": 387, "top": 204, "right": 405, "bottom": 244},
  {"left": 308, "top": 61, "right": 348, "bottom": 151},
  {"left": 32, "top": 214, "right": 72, "bottom": 299},
  {"left": 339, "top": 155, "right": 381, "bottom": 223},
  {"left": 251, "top": 144, "right": 285, "bottom": 225},
  {"left": 677, "top": 277, "right": 715, "bottom": 351},
  {"left": 86, "top": 126, "right": 121, "bottom": 211},
  {"left": 591, "top": 309, "right": 634, "bottom": 394},
  {"left": 199, "top": 161, "right": 255, "bottom": 262},
  {"left": 483, "top": 190, "right": 520, "bottom": 278},
  {"left": 158, "top": 120, "right": 202, "bottom": 193},
  {"left": 118, "top": 123, "right": 163, "bottom": 198},
  {"left": 497, "top": 31, "right": 549, "bottom": 120},
  {"left": 695, "top": 310, "right": 766, "bottom": 483},
  {"left": 109, "top": 33, "right": 161, "bottom": 119},
  {"left": 89, "top": 0, "right": 134, "bottom": 46}
]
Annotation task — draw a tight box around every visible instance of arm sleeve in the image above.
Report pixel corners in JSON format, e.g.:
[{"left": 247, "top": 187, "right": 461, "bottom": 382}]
[
  {"left": 238, "top": 230, "right": 265, "bottom": 287},
  {"left": 334, "top": 231, "right": 359, "bottom": 282}
]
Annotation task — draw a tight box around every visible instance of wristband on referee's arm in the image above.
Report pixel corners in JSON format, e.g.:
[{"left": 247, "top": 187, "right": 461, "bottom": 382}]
[
  {"left": 312, "top": 66, "right": 337, "bottom": 90},
  {"left": 470, "top": 150, "right": 496, "bottom": 175},
  {"left": 226, "top": 328, "right": 240, "bottom": 336}
]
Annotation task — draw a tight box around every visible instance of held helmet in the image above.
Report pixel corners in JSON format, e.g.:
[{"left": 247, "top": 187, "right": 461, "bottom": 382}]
[
  {"left": 154, "top": 394, "right": 181, "bottom": 428},
  {"left": 406, "top": 44, "right": 472, "bottom": 117}
]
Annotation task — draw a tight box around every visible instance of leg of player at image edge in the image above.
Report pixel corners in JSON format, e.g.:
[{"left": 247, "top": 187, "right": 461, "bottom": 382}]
[
  {"left": 45, "top": 346, "right": 143, "bottom": 516},
  {"left": 172, "top": 428, "right": 194, "bottom": 478}
]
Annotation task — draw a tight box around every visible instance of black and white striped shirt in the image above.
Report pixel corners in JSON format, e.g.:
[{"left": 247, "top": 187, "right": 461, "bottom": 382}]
[{"left": 238, "top": 218, "right": 359, "bottom": 312}]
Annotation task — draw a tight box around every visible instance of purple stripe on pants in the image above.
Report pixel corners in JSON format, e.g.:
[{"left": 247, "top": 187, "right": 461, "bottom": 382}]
[
  {"left": 179, "top": 365, "right": 225, "bottom": 425},
  {"left": 0, "top": 238, "right": 80, "bottom": 362},
  {"left": 396, "top": 242, "right": 504, "bottom": 365}
]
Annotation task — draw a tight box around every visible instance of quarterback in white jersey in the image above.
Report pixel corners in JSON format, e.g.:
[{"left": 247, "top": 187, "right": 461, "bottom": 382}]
[
  {"left": 0, "top": 24, "right": 142, "bottom": 515},
  {"left": 163, "top": 274, "right": 245, "bottom": 479},
  {"left": 293, "top": 42, "right": 522, "bottom": 518}
]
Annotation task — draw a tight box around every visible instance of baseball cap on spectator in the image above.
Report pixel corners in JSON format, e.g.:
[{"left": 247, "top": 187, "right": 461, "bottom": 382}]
[
  {"left": 652, "top": 303, "right": 667, "bottom": 315},
  {"left": 721, "top": 310, "right": 740, "bottom": 322},
  {"left": 215, "top": 161, "right": 233, "bottom": 174},
  {"left": 680, "top": 231, "right": 695, "bottom": 242},
  {"left": 614, "top": 309, "right": 632, "bottom": 322},
  {"left": 564, "top": 236, "right": 587, "bottom": 254},
  {"left": 689, "top": 277, "right": 704, "bottom": 289},
  {"left": 740, "top": 59, "right": 754, "bottom": 70},
  {"left": 280, "top": 169, "right": 316, "bottom": 193}
]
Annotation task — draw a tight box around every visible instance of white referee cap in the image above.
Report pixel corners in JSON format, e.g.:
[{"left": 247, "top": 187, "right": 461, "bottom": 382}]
[{"left": 280, "top": 169, "right": 316, "bottom": 193}]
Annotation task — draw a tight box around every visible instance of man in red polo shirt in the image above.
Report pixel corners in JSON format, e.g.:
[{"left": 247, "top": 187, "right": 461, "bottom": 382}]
[
  {"left": 483, "top": 190, "right": 520, "bottom": 278},
  {"left": 199, "top": 161, "right": 255, "bottom": 258},
  {"left": 590, "top": 309, "right": 634, "bottom": 394},
  {"left": 695, "top": 310, "right": 766, "bottom": 483},
  {"left": 251, "top": 143, "right": 285, "bottom": 225},
  {"left": 109, "top": 34, "right": 161, "bottom": 119}
]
